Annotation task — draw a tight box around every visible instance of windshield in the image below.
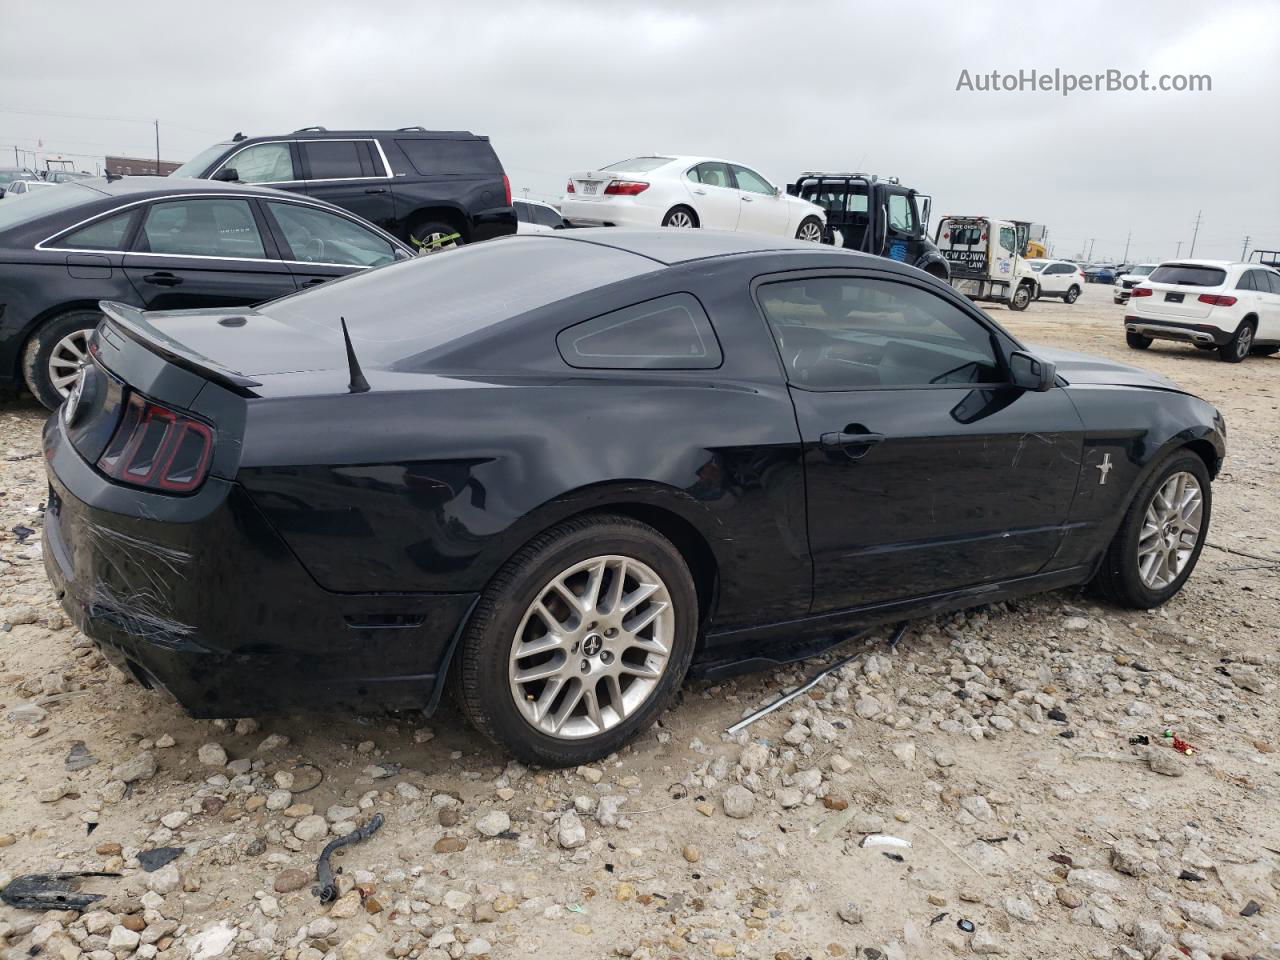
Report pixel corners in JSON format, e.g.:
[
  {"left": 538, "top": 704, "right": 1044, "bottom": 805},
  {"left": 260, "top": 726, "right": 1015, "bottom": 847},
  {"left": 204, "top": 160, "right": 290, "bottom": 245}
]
[
  {"left": 1028, "top": 261, "right": 1047, "bottom": 272},
  {"left": 0, "top": 182, "right": 100, "bottom": 233},
  {"left": 599, "top": 157, "right": 672, "bottom": 173},
  {"left": 1131, "top": 265, "right": 1156, "bottom": 276},
  {"left": 169, "top": 142, "right": 234, "bottom": 178},
  {"left": 0, "top": 170, "right": 29, "bottom": 186}
]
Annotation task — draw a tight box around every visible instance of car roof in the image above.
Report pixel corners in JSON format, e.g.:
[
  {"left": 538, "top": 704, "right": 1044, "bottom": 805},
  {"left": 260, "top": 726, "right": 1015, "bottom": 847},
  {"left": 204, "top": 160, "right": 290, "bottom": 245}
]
[
  {"left": 238, "top": 128, "right": 485, "bottom": 141},
  {"left": 532, "top": 228, "right": 861, "bottom": 265},
  {"left": 1161, "top": 259, "right": 1235, "bottom": 267},
  {"left": 57, "top": 176, "right": 321, "bottom": 201}
]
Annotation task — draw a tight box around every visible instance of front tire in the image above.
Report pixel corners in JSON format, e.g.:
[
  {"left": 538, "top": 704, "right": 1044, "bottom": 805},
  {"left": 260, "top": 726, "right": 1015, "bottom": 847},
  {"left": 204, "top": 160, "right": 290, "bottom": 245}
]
[
  {"left": 456, "top": 514, "right": 697, "bottom": 767},
  {"left": 795, "top": 217, "right": 824, "bottom": 243},
  {"left": 1009, "top": 284, "right": 1033, "bottom": 311},
  {"left": 1092, "top": 452, "right": 1211, "bottom": 608},
  {"left": 662, "top": 206, "right": 698, "bottom": 229},
  {"left": 1065, "top": 286, "right": 1081, "bottom": 304},
  {"left": 408, "top": 220, "right": 464, "bottom": 254},
  {"left": 22, "top": 310, "right": 101, "bottom": 410},
  {"left": 1217, "top": 320, "right": 1254, "bottom": 363},
  {"left": 1126, "top": 331, "right": 1152, "bottom": 350}
]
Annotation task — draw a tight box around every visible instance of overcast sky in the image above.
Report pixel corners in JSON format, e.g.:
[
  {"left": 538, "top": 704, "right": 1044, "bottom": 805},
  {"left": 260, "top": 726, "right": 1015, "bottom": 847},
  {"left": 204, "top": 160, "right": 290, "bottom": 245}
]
[{"left": 3, "top": 0, "right": 1276, "bottom": 262}]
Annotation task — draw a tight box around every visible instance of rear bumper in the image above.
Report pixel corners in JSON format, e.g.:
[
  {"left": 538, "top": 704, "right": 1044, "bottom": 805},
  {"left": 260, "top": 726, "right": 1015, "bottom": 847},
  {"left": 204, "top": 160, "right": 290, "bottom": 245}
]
[
  {"left": 1123, "top": 316, "right": 1232, "bottom": 346},
  {"left": 561, "top": 196, "right": 657, "bottom": 229},
  {"left": 42, "top": 415, "right": 477, "bottom": 717}
]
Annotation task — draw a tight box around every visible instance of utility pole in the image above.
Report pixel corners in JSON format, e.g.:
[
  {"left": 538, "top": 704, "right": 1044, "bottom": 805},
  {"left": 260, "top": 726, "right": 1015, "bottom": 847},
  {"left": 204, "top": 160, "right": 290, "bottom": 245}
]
[
  {"left": 1240, "top": 235, "right": 1251, "bottom": 261},
  {"left": 1121, "top": 229, "right": 1131, "bottom": 264},
  {"left": 1189, "top": 210, "right": 1202, "bottom": 257},
  {"left": 1086, "top": 238, "right": 1096, "bottom": 262},
  {"left": 1175, "top": 241, "right": 1183, "bottom": 258},
  {"left": 154, "top": 120, "right": 160, "bottom": 175},
  {"left": 12, "top": 146, "right": 17, "bottom": 167}
]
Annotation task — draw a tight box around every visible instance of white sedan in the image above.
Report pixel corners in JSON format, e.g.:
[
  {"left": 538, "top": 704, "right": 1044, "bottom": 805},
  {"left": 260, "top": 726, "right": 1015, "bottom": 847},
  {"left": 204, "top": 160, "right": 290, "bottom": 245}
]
[{"left": 561, "top": 156, "right": 826, "bottom": 242}]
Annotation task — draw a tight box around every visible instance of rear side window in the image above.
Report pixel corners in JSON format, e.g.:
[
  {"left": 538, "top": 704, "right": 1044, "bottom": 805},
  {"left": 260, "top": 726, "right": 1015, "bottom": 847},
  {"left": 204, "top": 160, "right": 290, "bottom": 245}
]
[
  {"left": 58, "top": 210, "right": 137, "bottom": 250},
  {"left": 557, "top": 294, "right": 721, "bottom": 370},
  {"left": 395, "top": 139, "right": 501, "bottom": 176},
  {"left": 1237, "top": 271, "right": 1258, "bottom": 291},
  {"left": 513, "top": 201, "right": 532, "bottom": 223},
  {"left": 1149, "top": 264, "right": 1227, "bottom": 287},
  {"left": 1267, "top": 272, "right": 1280, "bottom": 295},
  {"left": 531, "top": 204, "right": 563, "bottom": 228},
  {"left": 139, "top": 198, "right": 266, "bottom": 258}
]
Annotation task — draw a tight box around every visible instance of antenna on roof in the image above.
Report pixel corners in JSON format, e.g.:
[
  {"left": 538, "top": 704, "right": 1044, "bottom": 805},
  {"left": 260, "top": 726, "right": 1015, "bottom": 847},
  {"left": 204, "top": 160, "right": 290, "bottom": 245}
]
[{"left": 340, "top": 317, "right": 370, "bottom": 394}]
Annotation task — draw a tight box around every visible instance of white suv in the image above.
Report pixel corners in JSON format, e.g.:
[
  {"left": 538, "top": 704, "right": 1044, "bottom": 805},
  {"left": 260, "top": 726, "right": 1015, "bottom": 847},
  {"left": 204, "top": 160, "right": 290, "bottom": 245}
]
[
  {"left": 1113, "top": 263, "right": 1158, "bottom": 304},
  {"left": 1125, "top": 260, "right": 1280, "bottom": 363},
  {"left": 1028, "top": 259, "right": 1086, "bottom": 303}
]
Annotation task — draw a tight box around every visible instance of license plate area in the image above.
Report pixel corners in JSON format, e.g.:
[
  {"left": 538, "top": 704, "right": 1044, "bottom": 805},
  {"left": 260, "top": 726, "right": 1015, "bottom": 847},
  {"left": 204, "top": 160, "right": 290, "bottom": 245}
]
[
  {"left": 581, "top": 181, "right": 600, "bottom": 195},
  {"left": 1164, "top": 292, "right": 1184, "bottom": 303}
]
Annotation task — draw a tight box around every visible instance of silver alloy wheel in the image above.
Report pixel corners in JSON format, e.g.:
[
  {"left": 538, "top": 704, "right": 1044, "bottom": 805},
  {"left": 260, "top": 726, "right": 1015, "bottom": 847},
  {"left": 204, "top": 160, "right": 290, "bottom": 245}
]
[
  {"left": 48, "top": 329, "right": 91, "bottom": 398},
  {"left": 1137, "top": 471, "right": 1204, "bottom": 590},
  {"left": 665, "top": 210, "right": 694, "bottom": 228},
  {"left": 1236, "top": 324, "right": 1254, "bottom": 359},
  {"left": 797, "top": 221, "right": 823, "bottom": 242},
  {"left": 508, "top": 554, "right": 674, "bottom": 740},
  {"left": 416, "top": 231, "right": 459, "bottom": 254}
]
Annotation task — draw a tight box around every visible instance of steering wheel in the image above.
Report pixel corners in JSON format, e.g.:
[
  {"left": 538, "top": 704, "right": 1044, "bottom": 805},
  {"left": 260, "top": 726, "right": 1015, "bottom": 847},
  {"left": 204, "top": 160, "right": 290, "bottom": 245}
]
[{"left": 304, "top": 237, "right": 326, "bottom": 262}]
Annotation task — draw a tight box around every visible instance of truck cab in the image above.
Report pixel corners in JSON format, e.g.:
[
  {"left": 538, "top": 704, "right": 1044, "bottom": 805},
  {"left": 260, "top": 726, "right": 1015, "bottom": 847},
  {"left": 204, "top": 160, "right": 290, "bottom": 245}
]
[
  {"left": 934, "top": 216, "right": 1040, "bottom": 311},
  {"left": 787, "top": 173, "right": 950, "bottom": 280}
]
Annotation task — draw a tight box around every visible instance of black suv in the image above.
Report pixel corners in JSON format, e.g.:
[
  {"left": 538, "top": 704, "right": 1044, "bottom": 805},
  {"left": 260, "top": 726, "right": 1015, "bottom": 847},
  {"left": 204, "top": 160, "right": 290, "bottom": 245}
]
[{"left": 171, "top": 127, "right": 515, "bottom": 248}]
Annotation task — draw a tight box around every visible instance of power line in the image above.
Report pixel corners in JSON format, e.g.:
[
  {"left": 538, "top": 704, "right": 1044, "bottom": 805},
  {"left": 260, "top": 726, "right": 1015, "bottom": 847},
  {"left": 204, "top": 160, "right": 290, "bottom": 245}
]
[{"left": 0, "top": 106, "right": 222, "bottom": 135}]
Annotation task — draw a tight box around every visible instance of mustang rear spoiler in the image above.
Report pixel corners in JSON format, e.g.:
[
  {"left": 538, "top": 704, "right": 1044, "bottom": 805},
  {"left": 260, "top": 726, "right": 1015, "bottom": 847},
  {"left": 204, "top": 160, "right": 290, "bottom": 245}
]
[{"left": 97, "top": 301, "right": 262, "bottom": 394}]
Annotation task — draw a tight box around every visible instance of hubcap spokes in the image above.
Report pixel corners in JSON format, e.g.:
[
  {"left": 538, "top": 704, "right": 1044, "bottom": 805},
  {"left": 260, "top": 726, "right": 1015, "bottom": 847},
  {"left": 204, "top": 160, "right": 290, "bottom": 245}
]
[
  {"left": 799, "top": 223, "right": 822, "bottom": 242},
  {"left": 667, "top": 212, "right": 692, "bottom": 228},
  {"left": 509, "top": 555, "right": 673, "bottom": 740},
  {"left": 1136, "top": 471, "right": 1203, "bottom": 589},
  {"left": 49, "top": 329, "right": 91, "bottom": 397}
]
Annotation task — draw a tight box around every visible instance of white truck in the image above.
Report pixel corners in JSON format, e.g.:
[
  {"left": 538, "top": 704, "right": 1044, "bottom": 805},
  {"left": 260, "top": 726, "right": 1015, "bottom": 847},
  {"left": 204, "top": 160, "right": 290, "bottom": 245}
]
[{"left": 934, "top": 216, "right": 1040, "bottom": 311}]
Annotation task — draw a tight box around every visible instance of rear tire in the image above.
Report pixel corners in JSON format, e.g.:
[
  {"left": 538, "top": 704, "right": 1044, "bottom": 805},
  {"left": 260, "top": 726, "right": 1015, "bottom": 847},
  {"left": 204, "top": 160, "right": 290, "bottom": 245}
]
[
  {"left": 455, "top": 514, "right": 698, "bottom": 767},
  {"left": 1217, "top": 320, "right": 1254, "bottom": 363},
  {"left": 1064, "top": 285, "right": 1081, "bottom": 304},
  {"left": 409, "top": 219, "right": 464, "bottom": 253},
  {"left": 22, "top": 309, "right": 101, "bottom": 411},
  {"left": 662, "top": 206, "right": 698, "bottom": 229},
  {"left": 1091, "top": 451, "right": 1211, "bottom": 609},
  {"left": 1126, "top": 331, "right": 1152, "bottom": 350}
]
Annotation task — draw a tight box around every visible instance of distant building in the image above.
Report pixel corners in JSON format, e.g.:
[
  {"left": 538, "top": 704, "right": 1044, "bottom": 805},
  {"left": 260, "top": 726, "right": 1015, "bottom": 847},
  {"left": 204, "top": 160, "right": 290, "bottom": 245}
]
[{"left": 104, "top": 155, "right": 182, "bottom": 177}]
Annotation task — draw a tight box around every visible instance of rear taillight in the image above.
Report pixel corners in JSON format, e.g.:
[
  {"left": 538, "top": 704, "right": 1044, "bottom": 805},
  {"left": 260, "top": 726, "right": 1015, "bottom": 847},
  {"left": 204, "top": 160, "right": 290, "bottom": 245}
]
[
  {"left": 502, "top": 174, "right": 512, "bottom": 206},
  {"left": 1198, "top": 294, "right": 1237, "bottom": 307},
  {"left": 604, "top": 180, "right": 649, "bottom": 196},
  {"left": 566, "top": 179, "right": 575, "bottom": 194},
  {"left": 1131, "top": 287, "right": 1153, "bottom": 298},
  {"left": 96, "top": 392, "right": 214, "bottom": 494}
]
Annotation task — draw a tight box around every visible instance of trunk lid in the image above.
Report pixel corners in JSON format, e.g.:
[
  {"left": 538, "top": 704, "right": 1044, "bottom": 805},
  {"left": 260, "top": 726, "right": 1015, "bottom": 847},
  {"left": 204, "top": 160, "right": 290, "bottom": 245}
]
[{"left": 568, "top": 170, "right": 615, "bottom": 200}]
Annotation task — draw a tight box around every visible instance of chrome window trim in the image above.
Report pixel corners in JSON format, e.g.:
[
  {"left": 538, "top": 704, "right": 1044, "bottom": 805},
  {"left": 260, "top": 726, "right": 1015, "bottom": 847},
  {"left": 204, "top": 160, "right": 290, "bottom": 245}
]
[
  {"left": 35, "top": 192, "right": 404, "bottom": 270},
  {"left": 210, "top": 138, "right": 395, "bottom": 184}
]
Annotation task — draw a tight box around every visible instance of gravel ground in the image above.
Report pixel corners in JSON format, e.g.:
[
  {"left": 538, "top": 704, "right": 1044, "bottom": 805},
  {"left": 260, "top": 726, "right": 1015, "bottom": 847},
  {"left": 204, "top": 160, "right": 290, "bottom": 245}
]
[{"left": 1, "top": 283, "right": 1277, "bottom": 960}]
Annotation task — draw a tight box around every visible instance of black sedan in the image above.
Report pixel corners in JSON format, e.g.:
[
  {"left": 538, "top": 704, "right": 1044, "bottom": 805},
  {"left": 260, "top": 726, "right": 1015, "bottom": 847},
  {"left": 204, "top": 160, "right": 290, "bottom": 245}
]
[
  {"left": 0, "top": 176, "right": 413, "bottom": 408},
  {"left": 43, "top": 230, "right": 1225, "bottom": 766}
]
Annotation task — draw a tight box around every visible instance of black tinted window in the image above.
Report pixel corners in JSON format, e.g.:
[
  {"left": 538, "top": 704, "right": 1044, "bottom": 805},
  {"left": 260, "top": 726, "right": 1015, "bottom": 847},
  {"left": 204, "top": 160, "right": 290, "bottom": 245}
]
[
  {"left": 557, "top": 294, "right": 721, "bottom": 370},
  {"left": 1149, "top": 264, "right": 1227, "bottom": 287},
  {"left": 532, "top": 204, "right": 563, "bottom": 228},
  {"left": 1267, "top": 272, "right": 1280, "bottom": 295},
  {"left": 139, "top": 198, "right": 266, "bottom": 258},
  {"left": 395, "top": 139, "right": 501, "bottom": 176},
  {"left": 267, "top": 201, "right": 396, "bottom": 267},
  {"left": 513, "top": 201, "right": 532, "bottom": 223},
  {"left": 1237, "top": 271, "right": 1257, "bottom": 291},
  {"left": 302, "top": 141, "right": 367, "bottom": 180},
  {"left": 59, "top": 210, "right": 137, "bottom": 250},
  {"left": 758, "top": 277, "right": 1001, "bottom": 389}
]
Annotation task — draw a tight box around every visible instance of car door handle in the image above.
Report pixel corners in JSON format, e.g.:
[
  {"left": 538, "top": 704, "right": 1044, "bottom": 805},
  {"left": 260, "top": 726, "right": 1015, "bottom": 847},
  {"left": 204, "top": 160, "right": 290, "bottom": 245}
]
[
  {"left": 364, "top": 187, "right": 387, "bottom": 194},
  {"left": 693, "top": 188, "right": 707, "bottom": 195},
  {"left": 142, "top": 272, "right": 182, "bottom": 287},
  {"left": 302, "top": 278, "right": 327, "bottom": 286},
  {"left": 821, "top": 429, "right": 886, "bottom": 460},
  {"left": 742, "top": 196, "right": 754, "bottom": 203}
]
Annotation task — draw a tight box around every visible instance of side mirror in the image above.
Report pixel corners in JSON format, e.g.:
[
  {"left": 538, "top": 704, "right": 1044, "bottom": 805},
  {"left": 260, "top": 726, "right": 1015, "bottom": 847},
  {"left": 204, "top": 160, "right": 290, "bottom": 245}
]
[
  {"left": 773, "top": 186, "right": 783, "bottom": 198},
  {"left": 1008, "top": 351, "right": 1056, "bottom": 392},
  {"left": 0, "top": 187, "right": 6, "bottom": 199},
  {"left": 212, "top": 167, "right": 239, "bottom": 183}
]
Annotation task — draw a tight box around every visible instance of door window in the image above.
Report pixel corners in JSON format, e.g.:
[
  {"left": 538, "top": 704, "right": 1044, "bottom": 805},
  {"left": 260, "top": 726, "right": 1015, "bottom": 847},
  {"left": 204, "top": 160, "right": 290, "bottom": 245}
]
[
  {"left": 59, "top": 210, "right": 137, "bottom": 250},
  {"left": 531, "top": 204, "right": 564, "bottom": 228},
  {"left": 301, "top": 140, "right": 368, "bottom": 180},
  {"left": 138, "top": 198, "right": 266, "bottom": 258},
  {"left": 513, "top": 201, "right": 532, "bottom": 223},
  {"left": 731, "top": 165, "right": 774, "bottom": 195},
  {"left": 222, "top": 143, "right": 296, "bottom": 183},
  {"left": 689, "top": 162, "right": 733, "bottom": 188},
  {"left": 557, "top": 293, "right": 722, "bottom": 369},
  {"left": 887, "top": 193, "right": 915, "bottom": 232},
  {"left": 758, "top": 277, "right": 1002, "bottom": 389},
  {"left": 998, "top": 226, "right": 1016, "bottom": 252},
  {"left": 395, "top": 139, "right": 501, "bottom": 175},
  {"left": 1266, "top": 272, "right": 1280, "bottom": 295},
  {"left": 267, "top": 201, "right": 397, "bottom": 267}
]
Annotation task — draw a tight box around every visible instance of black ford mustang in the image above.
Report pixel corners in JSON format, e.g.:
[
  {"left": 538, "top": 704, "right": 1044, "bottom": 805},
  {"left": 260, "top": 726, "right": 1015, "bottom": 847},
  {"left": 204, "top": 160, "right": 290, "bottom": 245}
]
[{"left": 43, "top": 230, "right": 1225, "bottom": 766}]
